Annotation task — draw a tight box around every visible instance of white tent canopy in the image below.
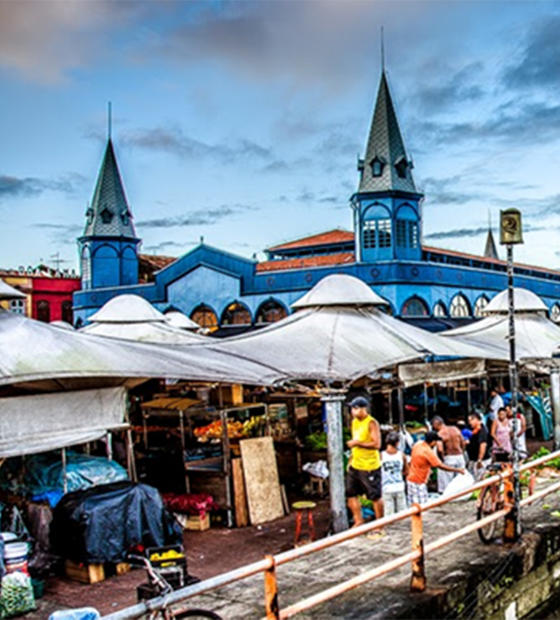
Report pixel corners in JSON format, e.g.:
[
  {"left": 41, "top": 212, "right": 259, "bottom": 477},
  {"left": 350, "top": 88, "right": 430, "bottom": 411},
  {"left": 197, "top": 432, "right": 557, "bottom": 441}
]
[
  {"left": 0, "top": 278, "right": 25, "bottom": 301},
  {"left": 0, "top": 309, "right": 285, "bottom": 391},
  {"left": 203, "top": 274, "right": 497, "bottom": 383},
  {"left": 82, "top": 294, "right": 206, "bottom": 343},
  {"left": 442, "top": 288, "right": 560, "bottom": 361},
  {"left": 0, "top": 387, "right": 127, "bottom": 458},
  {"left": 164, "top": 309, "right": 201, "bottom": 331}
]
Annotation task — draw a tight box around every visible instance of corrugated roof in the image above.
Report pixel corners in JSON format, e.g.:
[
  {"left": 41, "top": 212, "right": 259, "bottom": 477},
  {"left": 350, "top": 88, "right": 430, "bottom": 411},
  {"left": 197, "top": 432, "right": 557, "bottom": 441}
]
[
  {"left": 267, "top": 229, "right": 354, "bottom": 252},
  {"left": 256, "top": 253, "right": 355, "bottom": 273}
]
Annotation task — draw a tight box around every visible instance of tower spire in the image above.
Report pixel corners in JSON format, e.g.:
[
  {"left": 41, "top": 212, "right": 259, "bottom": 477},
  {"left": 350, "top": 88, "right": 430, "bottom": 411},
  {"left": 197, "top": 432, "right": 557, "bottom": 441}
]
[
  {"left": 484, "top": 212, "right": 499, "bottom": 260},
  {"left": 108, "top": 101, "right": 112, "bottom": 140},
  {"left": 381, "top": 26, "right": 385, "bottom": 73}
]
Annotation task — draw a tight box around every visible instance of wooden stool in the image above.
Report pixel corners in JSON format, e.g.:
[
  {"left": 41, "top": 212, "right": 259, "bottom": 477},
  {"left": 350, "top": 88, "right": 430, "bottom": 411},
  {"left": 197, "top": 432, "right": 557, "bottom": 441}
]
[{"left": 292, "top": 500, "right": 316, "bottom": 546}]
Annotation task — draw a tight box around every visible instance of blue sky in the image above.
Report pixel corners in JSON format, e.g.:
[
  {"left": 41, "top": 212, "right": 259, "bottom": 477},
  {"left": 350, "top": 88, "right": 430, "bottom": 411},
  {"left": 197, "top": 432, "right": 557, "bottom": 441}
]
[{"left": 2, "top": 1, "right": 560, "bottom": 273}]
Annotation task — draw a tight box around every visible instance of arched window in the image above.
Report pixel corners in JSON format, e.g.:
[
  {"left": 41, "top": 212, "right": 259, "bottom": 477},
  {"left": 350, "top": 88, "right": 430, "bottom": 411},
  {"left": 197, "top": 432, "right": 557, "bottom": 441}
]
[
  {"left": 255, "top": 300, "right": 287, "bottom": 324},
  {"left": 362, "top": 204, "right": 392, "bottom": 250},
  {"left": 433, "top": 302, "right": 447, "bottom": 317},
  {"left": 474, "top": 295, "right": 489, "bottom": 318},
  {"left": 81, "top": 246, "right": 91, "bottom": 287},
  {"left": 9, "top": 298, "right": 25, "bottom": 315},
  {"left": 551, "top": 304, "right": 560, "bottom": 323},
  {"left": 395, "top": 205, "right": 419, "bottom": 249},
  {"left": 190, "top": 305, "right": 218, "bottom": 331},
  {"left": 401, "top": 296, "right": 429, "bottom": 317},
  {"left": 36, "top": 300, "right": 50, "bottom": 323},
  {"left": 450, "top": 294, "right": 471, "bottom": 318},
  {"left": 61, "top": 300, "right": 73, "bottom": 324},
  {"left": 221, "top": 302, "right": 252, "bottom": 326}
]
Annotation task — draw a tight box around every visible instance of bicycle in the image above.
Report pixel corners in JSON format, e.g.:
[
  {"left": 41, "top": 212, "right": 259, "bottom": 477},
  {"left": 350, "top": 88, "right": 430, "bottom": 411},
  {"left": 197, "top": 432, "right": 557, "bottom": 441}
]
[
  {"left": 476, "top": 462, "right": 508, "bottom": 544},
  {"left": 128, "top": 554, "right": 223, "bottom": 620}
]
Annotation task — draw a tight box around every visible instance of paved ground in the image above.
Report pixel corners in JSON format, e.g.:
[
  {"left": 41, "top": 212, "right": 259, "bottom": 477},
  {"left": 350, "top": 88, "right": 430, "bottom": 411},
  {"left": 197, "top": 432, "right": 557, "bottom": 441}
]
[{"left": 35, "top": 472, "right": 560, "bottom": 619}]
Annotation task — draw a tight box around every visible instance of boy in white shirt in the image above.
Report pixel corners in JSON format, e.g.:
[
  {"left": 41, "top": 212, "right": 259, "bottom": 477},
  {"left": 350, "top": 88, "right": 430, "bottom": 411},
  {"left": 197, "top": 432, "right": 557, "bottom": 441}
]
[{"left": 381, "top": 432, "right": 409, "bottom": 516}]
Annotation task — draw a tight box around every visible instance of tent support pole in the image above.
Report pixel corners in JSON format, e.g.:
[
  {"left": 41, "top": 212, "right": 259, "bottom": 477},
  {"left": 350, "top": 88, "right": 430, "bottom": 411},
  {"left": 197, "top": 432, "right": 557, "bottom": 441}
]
[
  {"left": 127, "top": 429, "right": 138, "bottom": 482},
  {"left": 62, "top": 448, "right": 68, "bottom": 494},
  {"left": 321, "top": 390, "right": 348, "bottom": 533},
  {"left": 550, "top": 368, "right": 560, "bottom": 451},
  {"left": 423, "top": 383, "right": 428, "bottom": 421},
  {"left": 107, "top": 431, "right": 113, "bottom": 461},
  {"left": 467, "top": 382, "right": 472, "bottom": 414},
  {"left": 398, "top": 388, "right": 404, "bottom": 426}
]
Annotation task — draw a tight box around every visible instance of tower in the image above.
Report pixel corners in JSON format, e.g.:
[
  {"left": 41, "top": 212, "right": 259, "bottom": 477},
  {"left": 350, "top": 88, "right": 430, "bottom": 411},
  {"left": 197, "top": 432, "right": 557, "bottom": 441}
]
[
  {"left": 351, "top": 71, "right": 424, "bottom": 263},
  {"left": 78, "top": 137, "right": 140, "bottom": 290}
]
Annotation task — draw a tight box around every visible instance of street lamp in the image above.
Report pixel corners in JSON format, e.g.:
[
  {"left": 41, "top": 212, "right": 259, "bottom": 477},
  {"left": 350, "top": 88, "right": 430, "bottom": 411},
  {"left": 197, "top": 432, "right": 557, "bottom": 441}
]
[{"left": 500, "top": 208, "right": 523, "bottom": 541}]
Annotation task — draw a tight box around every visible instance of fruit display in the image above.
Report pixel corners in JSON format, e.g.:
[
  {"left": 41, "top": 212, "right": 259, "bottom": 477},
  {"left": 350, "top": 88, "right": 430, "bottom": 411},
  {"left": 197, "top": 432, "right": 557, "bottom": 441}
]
[{"left": 193, "top": 416, "right": 265, "bottom": 441}]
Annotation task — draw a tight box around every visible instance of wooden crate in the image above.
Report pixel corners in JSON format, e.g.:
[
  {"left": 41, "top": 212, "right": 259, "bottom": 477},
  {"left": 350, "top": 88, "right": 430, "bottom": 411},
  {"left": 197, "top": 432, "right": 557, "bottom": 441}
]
[
  {"left": 65, "top": 559, "right": 105, "bottom": 584},
  {"left": 175, "top": 513, "right": 210, "bottom": 531}
]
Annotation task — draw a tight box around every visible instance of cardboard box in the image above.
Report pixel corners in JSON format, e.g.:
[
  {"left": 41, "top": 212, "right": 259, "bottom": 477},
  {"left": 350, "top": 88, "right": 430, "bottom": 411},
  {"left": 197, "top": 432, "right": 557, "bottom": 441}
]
[
  {"left": 175, "top": 513, "right": 210, "bottom": 531},
  {"left": 65, "top": 559, "right": 105, "bottom": 584}
]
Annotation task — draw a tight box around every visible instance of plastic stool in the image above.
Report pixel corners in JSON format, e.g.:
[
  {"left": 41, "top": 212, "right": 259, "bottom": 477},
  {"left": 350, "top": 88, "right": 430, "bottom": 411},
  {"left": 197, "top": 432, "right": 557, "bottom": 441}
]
[{"left": 292, "top": 500, "right": 316, "bottom": 546}]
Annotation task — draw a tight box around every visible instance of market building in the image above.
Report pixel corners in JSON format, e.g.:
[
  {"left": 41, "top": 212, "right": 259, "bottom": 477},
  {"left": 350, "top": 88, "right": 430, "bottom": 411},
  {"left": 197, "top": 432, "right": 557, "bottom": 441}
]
[
  {"left": 0, "top": 265, "right": 80, "bottom": 323},
  {"left": 73, "top": 70, "right": 560, "bottom": 330}
]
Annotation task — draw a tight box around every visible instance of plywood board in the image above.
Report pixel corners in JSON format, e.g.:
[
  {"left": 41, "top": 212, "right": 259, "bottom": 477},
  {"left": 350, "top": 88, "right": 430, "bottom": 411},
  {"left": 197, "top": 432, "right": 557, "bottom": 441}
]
[
  {"left": 240, "top": 437, "right": 284, "bottom": 525},
  {"left": 232, "top": 458, "right": 249, "bottom": 528}
]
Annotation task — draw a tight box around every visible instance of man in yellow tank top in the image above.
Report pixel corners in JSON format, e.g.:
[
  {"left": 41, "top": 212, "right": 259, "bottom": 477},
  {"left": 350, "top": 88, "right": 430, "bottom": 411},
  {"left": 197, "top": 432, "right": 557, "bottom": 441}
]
[{"left": 345, "top": 396, "right": 384, "bottom": 529}]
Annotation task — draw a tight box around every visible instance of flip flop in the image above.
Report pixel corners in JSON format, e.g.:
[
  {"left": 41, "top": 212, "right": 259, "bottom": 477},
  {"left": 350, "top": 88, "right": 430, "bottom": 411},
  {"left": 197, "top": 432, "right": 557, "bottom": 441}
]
[{"left": 366, "top": 530, "right": 386, "bottom": 541}]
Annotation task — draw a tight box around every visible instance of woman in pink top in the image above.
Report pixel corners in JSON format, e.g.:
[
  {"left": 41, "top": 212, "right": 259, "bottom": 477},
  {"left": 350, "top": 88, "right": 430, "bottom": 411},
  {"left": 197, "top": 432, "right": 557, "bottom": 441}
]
[{"left": 491, "top": 408, "right": 512, "bottom": 462}]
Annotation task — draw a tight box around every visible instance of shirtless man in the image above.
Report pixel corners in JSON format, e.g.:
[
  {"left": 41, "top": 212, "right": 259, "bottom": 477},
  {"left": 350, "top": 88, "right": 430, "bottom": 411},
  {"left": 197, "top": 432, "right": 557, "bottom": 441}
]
[{"left": 431, "top": 416, "right": 466, "bottom": 493}]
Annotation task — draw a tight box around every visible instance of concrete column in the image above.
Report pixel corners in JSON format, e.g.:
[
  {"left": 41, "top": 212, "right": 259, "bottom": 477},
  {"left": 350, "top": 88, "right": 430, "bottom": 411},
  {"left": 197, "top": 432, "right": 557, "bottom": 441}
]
[
  {"left": 322, "top": 391, "right": 349, "bottom": 533},
  {"left": 550, "top": 368, "right": 560, "bottom": 451}
]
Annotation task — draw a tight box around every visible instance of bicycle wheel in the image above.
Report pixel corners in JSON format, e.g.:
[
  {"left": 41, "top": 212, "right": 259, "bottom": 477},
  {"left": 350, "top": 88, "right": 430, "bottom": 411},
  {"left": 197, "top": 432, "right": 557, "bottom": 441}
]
[
  {"left": 172, "top": 609, "right": 223, "bottom": 620},
  {"left": 477, "top": 483, "right": 502, "bottom": 544}
]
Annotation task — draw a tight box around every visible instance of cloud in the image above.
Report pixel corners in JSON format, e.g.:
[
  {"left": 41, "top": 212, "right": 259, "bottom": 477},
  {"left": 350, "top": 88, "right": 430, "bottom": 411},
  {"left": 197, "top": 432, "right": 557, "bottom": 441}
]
[
  {"left": 0, "top": 174, "right": 79, "bottom": 200},
  {"left": 137, "top": 204, "right": 254, "bottom": 230},
  {"left": 502, "top": 15, "right": 560, "bottom": 91},
  {"left": 425, "top": 222, "right": 546, "bottom": 241},
  {"left": 143, "top": 240, "right": 196, "bottom": 254},
  {"left": 0, "top": 1, "right": 146, "bottom": 83},
  {"left": 121, "top": 126, "right": 272, "bottom": 163}
]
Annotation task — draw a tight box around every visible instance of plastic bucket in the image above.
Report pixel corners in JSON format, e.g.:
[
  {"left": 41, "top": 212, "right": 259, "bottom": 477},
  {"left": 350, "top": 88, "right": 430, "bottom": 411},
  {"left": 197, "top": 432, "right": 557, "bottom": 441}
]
[
  {"left": 4, "top": 541, "right": 29, "bottom": 574},
  {"left": 1, "top": 532, "right": 18, "bottom": 543}
]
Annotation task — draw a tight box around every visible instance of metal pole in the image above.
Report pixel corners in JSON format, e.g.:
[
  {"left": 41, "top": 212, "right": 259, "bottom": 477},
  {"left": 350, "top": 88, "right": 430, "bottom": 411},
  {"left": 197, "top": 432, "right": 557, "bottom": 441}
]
[
  {"left": 505, "top": 243, "right": 521, "bottom": 541},
  {"left": 321, "top": 390, "right": 349, "bottom": 533},
  {"left": 550, "top": 368, "right": 560, "bottom": 451}
]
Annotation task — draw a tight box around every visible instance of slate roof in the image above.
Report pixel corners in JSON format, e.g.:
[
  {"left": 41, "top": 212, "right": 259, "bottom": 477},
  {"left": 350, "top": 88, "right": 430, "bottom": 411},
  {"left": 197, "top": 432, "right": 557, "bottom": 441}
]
[
  {"left": 358, "top": 72, "right": 417, "bottom": 194},
  {"left": 267, "top": 229, "right": 355, "bottom": 252},
  {"left": 82, "top": 139, "right": 137, "bottom": 239},
  {"left": 484, "top": 229, "right": 499, "bottom": 260}
]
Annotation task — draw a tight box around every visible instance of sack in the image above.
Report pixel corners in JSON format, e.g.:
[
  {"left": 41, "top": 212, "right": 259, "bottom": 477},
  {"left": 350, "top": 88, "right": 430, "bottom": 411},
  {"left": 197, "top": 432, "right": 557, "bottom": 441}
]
[
  {"left": 0, "top": 572, "right": 35, "bottom": 618},
  {"left": 399, "top": 426, "right": 414, "bottom": 455},
  {"left": 441, "top": 471, "right": 475, "bottom": 501}
]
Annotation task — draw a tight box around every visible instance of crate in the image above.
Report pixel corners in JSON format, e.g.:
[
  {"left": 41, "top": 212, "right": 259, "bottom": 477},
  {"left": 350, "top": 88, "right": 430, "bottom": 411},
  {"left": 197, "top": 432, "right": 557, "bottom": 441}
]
[
  {"left": 175, "top": 513, "right": 210, "bottom": 531},
  {"left": 65, "top": 559, "right": 105, "bottom": 584}
]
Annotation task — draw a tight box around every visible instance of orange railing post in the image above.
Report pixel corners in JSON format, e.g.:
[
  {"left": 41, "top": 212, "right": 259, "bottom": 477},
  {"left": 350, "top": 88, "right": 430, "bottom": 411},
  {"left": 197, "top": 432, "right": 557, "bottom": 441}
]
[
  {"left": 502, "top": 464, "right": 518, "bottom": 542},
  {"left": 264, "top": 555, "right": 280, "bottom": 620},
  {"left": 410, "top": 505, "right": 426, "bottom": 592}
]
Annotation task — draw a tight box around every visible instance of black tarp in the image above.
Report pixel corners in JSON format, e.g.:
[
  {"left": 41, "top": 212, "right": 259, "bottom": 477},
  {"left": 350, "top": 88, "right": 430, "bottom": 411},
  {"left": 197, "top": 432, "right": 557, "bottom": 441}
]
[{"left": 50, "top": 481, "right": 182, "bottom": 564}]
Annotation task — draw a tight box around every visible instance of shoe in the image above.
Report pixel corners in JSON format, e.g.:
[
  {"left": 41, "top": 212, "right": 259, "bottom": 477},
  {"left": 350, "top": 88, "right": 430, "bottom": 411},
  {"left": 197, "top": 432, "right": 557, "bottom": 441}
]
[{"left": 366, "top": 530, "right": 386, "bottom": 541}]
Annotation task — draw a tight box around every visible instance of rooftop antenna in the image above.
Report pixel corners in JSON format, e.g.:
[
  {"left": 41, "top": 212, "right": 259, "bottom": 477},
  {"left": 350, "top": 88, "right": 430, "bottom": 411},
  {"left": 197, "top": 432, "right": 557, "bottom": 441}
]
[
  {"left": 108, "top": 101, "right": 112, "bottom": 140},
  {"left": 381, "top": 26, "right": 385, "bottom": 72}
]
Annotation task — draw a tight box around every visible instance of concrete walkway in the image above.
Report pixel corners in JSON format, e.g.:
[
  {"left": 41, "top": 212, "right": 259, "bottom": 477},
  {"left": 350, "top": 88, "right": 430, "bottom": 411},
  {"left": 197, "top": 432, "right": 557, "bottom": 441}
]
[{"left": 176, "top": 482, "right": 560, "bottom": 619}]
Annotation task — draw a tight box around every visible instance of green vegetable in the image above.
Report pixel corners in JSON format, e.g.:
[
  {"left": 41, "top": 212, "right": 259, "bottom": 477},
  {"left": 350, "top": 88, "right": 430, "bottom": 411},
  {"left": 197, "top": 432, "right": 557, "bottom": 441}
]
[{"left": 0, "top": 572, "right": 36, "bottom": 618}]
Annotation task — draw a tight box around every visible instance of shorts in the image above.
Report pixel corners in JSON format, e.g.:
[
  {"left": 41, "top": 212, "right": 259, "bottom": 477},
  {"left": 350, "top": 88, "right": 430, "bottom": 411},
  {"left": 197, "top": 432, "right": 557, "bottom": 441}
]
[
  {"left": 346, "top": 466, "right": 382, "bottom": 501},
  {"left": 407, "top": 481, "right": 429, "bottom": 506}
]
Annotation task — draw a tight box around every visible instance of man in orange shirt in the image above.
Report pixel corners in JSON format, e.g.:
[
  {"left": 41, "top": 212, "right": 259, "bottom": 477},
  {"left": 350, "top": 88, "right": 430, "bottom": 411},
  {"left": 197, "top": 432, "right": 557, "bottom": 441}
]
[{"left": 407, "top": 431, "right": 465, "bottom": 506}]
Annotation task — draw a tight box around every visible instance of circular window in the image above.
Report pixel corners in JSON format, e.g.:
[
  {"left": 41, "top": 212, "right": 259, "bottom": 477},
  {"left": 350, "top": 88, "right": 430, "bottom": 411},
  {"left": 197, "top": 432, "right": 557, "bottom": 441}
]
[
  {"left": 267, "top": 277, "right": 275, "bottom": 287},
  {"left": 411, "top": 267, "right": 419, "bottom": 277},
  {"left": 305, "top": 273, "right": 313, "bottom": 283},
  {"left": 371, "top": 268, "right": 380, "bottom": 278}
]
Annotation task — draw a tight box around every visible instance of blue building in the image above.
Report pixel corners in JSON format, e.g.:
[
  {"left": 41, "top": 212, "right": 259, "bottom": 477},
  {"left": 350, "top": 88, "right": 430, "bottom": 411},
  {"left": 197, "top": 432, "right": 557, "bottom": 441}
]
[{"left": 73, "top": 71, "right": 560, "bottom": 331}]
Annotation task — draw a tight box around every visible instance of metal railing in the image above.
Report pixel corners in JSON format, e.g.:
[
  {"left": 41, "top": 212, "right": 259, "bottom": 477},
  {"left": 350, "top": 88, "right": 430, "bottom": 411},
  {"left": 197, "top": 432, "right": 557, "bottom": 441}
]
[{"left": 104, "top": 449, "right": 560, "bottom": 620}]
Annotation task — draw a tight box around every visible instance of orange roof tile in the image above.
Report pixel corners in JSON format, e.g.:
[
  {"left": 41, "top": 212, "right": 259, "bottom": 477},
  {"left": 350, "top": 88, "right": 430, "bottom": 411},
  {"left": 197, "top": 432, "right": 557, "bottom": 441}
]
[
  {"left": 267, "top": 229, "right": 354, "bottom": 252},
  {"left": 256, "top": 252, "right": 356, "bottom": 272},
  {"left": 138, "top": 254, "right": 176, "bottom": 270}
]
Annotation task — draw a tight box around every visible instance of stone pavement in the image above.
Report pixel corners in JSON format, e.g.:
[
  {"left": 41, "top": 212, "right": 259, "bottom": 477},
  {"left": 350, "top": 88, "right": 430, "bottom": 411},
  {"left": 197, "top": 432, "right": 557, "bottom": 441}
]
[{"left": 168, "top": 484, "right": 560, "bottom": 619}]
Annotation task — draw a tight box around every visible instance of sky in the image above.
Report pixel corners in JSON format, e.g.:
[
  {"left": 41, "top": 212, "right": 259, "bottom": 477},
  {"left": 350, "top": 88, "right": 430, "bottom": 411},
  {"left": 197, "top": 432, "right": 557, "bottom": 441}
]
[{"left": 3, "top": 0, "right": 560, "bottom": 273}]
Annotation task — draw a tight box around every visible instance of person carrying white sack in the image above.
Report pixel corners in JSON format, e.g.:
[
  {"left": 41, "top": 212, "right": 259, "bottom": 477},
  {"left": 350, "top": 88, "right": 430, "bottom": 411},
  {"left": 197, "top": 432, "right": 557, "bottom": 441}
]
[{"left": 431, "top": 416, "right": 466, "bottom": 494}]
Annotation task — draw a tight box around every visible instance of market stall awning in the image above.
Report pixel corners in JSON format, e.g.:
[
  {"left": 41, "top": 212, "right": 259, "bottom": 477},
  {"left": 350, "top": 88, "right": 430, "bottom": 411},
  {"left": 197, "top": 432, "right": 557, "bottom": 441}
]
[
  {"left": 199, "top": 274, "right": 499, "bottom": 384},
  {"left": 0, "top": 309, "right": 286, "bottom": 391},
  {"left": 0, "top": 278, "right": 26, "bottom": 301},
  {"left": 0, "top": 386, "right": 127, "bottom": 457}
]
